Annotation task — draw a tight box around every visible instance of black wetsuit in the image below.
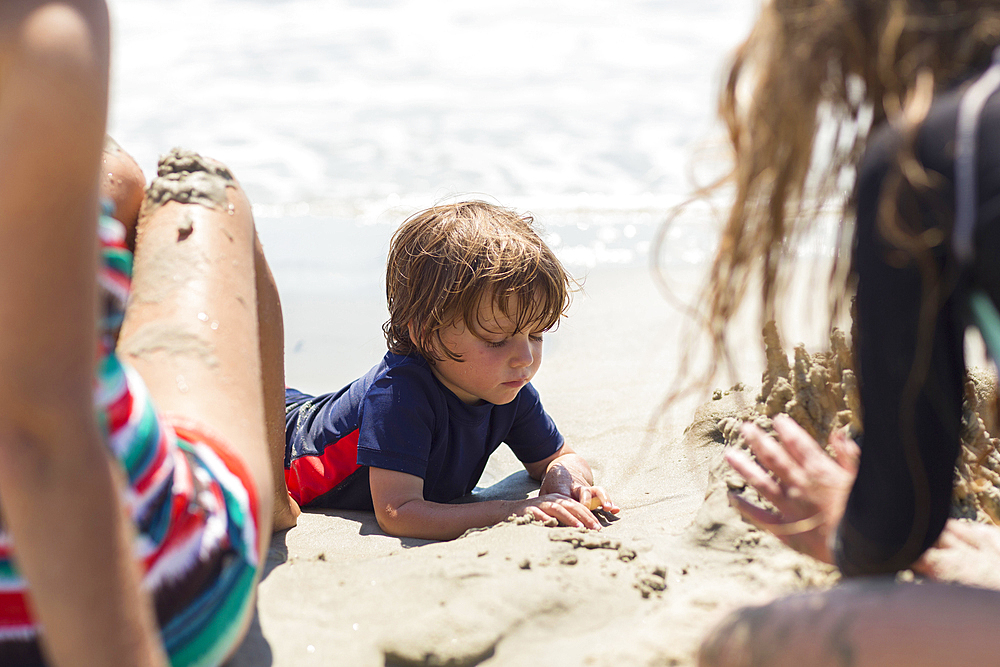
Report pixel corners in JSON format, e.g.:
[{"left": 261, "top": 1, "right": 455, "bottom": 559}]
[{"left": 836, "top": 80, "right": 1000, "bottom": 576}]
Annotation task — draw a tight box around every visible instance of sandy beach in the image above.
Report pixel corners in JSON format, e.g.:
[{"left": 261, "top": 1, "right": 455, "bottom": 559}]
[
  {"left": 226, "top": 258, "right": 841, "bottom": 667},
  {"left": 89, "top": 3, "right": 1000, "bottom": 665},
  {"left": 102, "top": 7, "right": 786, "bottom": 658}
]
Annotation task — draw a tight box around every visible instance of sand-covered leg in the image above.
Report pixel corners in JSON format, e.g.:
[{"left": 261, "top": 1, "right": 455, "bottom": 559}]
[
  {"left": 118, "top": 149, "right": 275, "bottom": 551},
  {"left": 254, "top": 230, "right": 301, "bottom": 531},
  {"left": 699, "top": 580, "right": 1000, "bottom": 667}
]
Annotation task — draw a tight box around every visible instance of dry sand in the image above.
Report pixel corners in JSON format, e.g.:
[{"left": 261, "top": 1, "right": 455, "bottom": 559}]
[{"left": 227, "top": 262, "right": 846, "bottom": 667}]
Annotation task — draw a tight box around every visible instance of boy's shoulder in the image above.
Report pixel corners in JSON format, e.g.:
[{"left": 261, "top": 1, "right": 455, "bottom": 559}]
[
  {"left": 358, "top": 352, "right": 453, "bottom": 432},
  {"left": 372, "top": 350, "right": 432, "bottom": 384},
  {"left": 361, "top": 351, "right": 440, "bottom": 401}
]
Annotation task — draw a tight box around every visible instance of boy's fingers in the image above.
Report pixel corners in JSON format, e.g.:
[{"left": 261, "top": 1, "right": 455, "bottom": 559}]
[
  {"left": 534, "top": 497, "right": 587, "bottom": 529},
  {"left": 950, "top": 520, "right": 985, "bottom": 545},
  {"left": 560, "top": 498, "right": 601, "bottom": 529},
  {"left": 588, "top": 486, "right": 619, "bottom": 513},
  {"left": 935, "top": 520, "right": 967, "bottom": 548},
  {"left": 569, "top": 500, "right": 602, "bottom": 529},
  {"left": 583, "top": 487, "right": 604, "bottom": 510},
  {"left": 525, "top": 507, "right": 548, "bottom": 522},
  {"left": 947, "top": 520, "right": 1000, "bottom": 552}
]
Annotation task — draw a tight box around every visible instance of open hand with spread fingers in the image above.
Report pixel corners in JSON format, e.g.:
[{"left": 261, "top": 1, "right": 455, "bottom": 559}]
[{"left": 724, "top": 414, "right": 859, "bottom": 564}]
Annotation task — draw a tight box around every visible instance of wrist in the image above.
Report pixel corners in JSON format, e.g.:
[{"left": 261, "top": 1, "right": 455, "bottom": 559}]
[
  {"left": 539, "top": 468, "right": 570, "bottom": 496},
  {"left": 504, "top": 499, "right": 522, "bottom": 518}
]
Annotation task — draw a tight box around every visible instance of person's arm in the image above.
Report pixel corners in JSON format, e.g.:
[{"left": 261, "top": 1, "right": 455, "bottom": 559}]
[
  {"left": 0, "top": 3, "right": 165, "bottom": 666},
  {"left": 369, "top": 466, "right": 603, "bottom": 540},
  {"left": 700, "top": 579, "right": 1000, "bottom": 667},
  {"left": 524, "top": 444, "right": 619, "bottom": 514}
]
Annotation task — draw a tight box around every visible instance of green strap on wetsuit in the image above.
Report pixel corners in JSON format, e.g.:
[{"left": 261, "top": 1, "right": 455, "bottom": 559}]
[{"left": 969, "top": 289, "right": 1000, "bottom": 360}]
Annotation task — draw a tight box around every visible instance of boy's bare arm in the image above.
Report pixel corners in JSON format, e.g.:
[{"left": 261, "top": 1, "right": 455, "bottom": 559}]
[
  {"left": 525, "top": 444, "right": 619, "bottom": 515},
  {"left": 370, "top": 467, "right": 603, "bottom": 539}
]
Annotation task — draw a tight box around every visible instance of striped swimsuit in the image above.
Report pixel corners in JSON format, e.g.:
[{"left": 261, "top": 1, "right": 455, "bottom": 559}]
[{"left": 0, "top": 209, "right": 260, "bottom": 665}]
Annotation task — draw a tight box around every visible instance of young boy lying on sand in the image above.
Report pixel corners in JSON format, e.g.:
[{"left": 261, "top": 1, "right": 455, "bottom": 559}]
[{"left": 283, "top": 202, "right": 619, "bottom": 539}]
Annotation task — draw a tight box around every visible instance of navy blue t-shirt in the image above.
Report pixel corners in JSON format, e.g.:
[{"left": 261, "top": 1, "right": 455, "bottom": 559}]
[{"left": 284, "top": 351, "right": 564, "bottom": 508}]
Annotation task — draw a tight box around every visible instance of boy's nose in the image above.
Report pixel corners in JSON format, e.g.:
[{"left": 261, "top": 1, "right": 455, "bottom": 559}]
[{"left": 510, "top": 337, "right": 534, "bottom": 368}]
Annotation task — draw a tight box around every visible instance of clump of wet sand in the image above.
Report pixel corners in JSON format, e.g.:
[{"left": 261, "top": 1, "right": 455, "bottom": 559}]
[{"left": 954, "top": 366, "right": 1000, "bottom": 523}]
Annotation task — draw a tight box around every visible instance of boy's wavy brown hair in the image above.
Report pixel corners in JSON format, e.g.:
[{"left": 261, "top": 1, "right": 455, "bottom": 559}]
[
  {"left": 383, "top": 201, "right": 574, "bottom": 362},
  {"left": 693, "top": 0, "right": 1000, "bottom": 384}
]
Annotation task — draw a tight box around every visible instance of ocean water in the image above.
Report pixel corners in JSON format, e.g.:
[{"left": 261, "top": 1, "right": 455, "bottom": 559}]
[
  {"left": 105, "top": 0, "right": 759, "bottom": 384},
  {"left": 107, "top": 0, "right": 755, "bottom": 254}
]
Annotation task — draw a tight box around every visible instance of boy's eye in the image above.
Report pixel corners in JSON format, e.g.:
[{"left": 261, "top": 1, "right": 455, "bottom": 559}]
[{"left": 487, "top": 334, "right": 544, "bottom": 348}]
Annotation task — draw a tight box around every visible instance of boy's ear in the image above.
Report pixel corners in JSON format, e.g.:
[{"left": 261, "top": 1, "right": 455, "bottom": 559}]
[
  {"left": 408, "top": 321, "right": 440, "bottom": 362},
  {"left": 407, "top": 321, "right": 426, "bottom": 352},
  {"left": 406, "top": 320, "right": 419, "bottom": 346}
]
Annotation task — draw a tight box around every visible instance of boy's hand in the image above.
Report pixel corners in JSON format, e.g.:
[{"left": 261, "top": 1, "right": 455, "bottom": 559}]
[
  {"left": 528, "top": 443, "right": 619, "bottom": 522},
  {"left": 517, "top": 493, "right": 603, "bottom": 530},
  {"left": 572, "top": 484, "right": 619, "bottom": 514}
]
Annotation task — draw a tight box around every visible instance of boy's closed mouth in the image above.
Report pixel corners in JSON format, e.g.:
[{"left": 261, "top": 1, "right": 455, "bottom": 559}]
[{"left": 502, "top": 379, "right": 529, "bottom": 388}]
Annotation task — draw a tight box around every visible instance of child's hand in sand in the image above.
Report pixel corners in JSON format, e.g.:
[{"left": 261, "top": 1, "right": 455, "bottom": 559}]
[
  {"left": 534, "top": 448, "right": 619, "bottom": 518},
  {"left": 574, "top": 485, "right": 619, "bottom": 514},
  {"left": 725, "top": 415, "right": 858, "bottom": 564},
  {"left": 912, "top": 519, "right": 1000, "bottom": 589},
  {"left": 518, "top": 494, "right": 604, "bottom": 529}
]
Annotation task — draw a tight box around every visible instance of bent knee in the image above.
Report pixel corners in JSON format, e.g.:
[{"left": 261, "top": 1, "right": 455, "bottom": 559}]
[
  {"left": 134, "top": 149, "right": 256, "bottom": 270},
  {"left": 140, "top": 148, "right": 243, "bottom": 217},
  {"left": 101, "top": 136, "right": 146, "bottom": 245}
]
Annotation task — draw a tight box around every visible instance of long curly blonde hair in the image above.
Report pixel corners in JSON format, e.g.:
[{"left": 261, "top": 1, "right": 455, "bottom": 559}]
[{"left": 694, "top": 0, "right": 1000, "bottom": 383}]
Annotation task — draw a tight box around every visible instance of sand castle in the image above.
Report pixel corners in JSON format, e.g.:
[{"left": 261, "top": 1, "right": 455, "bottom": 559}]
[{"left": 716, "top": 321, "right": 1000, "bottom": 527}]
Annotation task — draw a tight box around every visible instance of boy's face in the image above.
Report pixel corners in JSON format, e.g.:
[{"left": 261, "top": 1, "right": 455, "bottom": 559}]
[{"left": 423, "top": 297, "right": 544, "bottom": 406}]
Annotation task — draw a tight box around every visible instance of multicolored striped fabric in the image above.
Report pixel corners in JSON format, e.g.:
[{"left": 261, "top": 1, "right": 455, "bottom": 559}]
[{"left": 0, "top": 210, "right": 260, "bottom": 666}]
